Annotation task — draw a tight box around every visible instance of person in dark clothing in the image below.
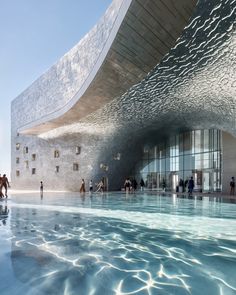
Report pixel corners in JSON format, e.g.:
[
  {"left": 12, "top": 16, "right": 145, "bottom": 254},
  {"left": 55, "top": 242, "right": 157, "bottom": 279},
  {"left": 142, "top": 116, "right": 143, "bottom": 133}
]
[
  {"left": 40, "top": 181, "right": 43, "bottom": 192},
  {"left": 162, "top": 179, "right": 166, "bottom": 192},
  {"left": 1, "top": 174, "right": 10, "bottom": 198},
  {"left": 179, "top": 178, "right": 184, "bottom": 193},
  {"left": 140, "top": 179, "right": 145, "bottom": 191},
  {"left": 132, "top": 179, "right": 137, "bottom": 191},
  {"left": 188, "top": 176, "right": 194, "bottom": 196},
  {"left": 230, "top": 177, "right": 235, "bottom": 195},
  {"left": 184, "top": 179, "right": 188, "bottom": 192}
]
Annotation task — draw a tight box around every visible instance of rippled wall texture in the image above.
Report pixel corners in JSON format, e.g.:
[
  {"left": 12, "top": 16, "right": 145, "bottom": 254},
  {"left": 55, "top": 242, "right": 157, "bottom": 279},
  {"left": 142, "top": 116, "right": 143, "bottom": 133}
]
[{"left": 11, "top": 0, "right": 236, "bottom": 191}]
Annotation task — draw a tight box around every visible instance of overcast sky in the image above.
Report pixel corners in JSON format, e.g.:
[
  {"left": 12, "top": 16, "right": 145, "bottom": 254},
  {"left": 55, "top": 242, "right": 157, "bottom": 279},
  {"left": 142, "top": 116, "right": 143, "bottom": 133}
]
[{"left": 0, "top": 0, "right": 112, "bottom": 179}]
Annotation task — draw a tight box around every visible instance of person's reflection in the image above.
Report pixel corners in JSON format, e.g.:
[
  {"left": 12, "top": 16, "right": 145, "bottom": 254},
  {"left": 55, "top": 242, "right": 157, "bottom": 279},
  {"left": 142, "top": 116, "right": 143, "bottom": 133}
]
[
  {"left": 80, "top": 192, "right": 85, "bottom": 204},
  {"left": 0, "top": 205, "right": 9, "bottom": 225}
]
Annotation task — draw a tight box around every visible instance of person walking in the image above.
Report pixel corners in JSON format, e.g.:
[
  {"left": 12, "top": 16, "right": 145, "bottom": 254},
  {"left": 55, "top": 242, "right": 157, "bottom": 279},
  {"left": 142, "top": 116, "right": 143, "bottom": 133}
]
[
  {"left": 230, "top": 177, "right": 235, "bottom": 195},
  {"left": 0, "top": 174, "right": 4, "bottom": 198},
  {"left": 96, "top": 180, "right": 104, "bottom": 193},
  {"left": 1, "top": 174, "right": 10, "bottom": 198}
]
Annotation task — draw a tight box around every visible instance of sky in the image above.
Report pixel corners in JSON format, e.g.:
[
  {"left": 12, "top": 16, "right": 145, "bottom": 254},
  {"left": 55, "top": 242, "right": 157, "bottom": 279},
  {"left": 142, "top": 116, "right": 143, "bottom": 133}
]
[{"left": 0, "top": 0, "right": 112, "bottom": 179}]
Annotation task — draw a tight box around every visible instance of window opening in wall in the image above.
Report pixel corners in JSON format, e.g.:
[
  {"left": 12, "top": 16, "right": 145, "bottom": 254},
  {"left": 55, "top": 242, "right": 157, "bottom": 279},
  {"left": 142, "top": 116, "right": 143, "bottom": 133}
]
[
  {"left": 16, "top": 157, "right": 20, "bottom": 164},
  {"left": 73, "top": 163, "right": 79, "bottom": 171},
  {"left": 55, "top": 166, "right": 60, "bottom": 173},
  {"left": 16, "top": 170, "right": 20, "bottom": 177},
  {"left": 100, "top": 163, "right": 109, "bottom": 171},
  {"left": 54, "top": 150, "right": 60, "bottom": 158},
  {"left": 24, "top": 146, "right": 29, "bottom": 154},
  {"left": 32, "top": 154, "right": 36, "bottom": 161},
  {"left": 32, "top": 168, "right": 36, "bottom": 175},
  {"left": 25, "top": 161, "right": 29, "bottom": 168},
  {"left": 16, "top": 143, "right": 20, "bottom": 150},
  {"left": 113, "top": 153, "right": 121, "bottom": 160},
  {"left": 75, "top": 146, "right": 81, "bottom": 155}
]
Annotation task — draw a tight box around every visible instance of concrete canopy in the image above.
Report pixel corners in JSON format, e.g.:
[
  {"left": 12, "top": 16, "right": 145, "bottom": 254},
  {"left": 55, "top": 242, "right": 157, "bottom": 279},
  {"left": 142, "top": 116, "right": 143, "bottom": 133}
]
[{"left": 13, "top": 0, "right": 196, "bottom": 135}]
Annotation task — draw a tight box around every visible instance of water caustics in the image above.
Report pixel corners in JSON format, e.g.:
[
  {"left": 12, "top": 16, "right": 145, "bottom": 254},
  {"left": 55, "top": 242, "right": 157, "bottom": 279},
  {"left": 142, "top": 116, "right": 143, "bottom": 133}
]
[{"left": 1, "top": 193, "right": 236, "bottom": 295}]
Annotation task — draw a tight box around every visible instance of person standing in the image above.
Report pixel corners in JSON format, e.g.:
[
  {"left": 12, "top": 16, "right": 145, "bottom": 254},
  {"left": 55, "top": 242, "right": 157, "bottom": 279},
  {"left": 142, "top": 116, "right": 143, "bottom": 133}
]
[
  {"left": 40, "top": 181, "right": 44, "bottom": 199},
  {"left": 132, "top": 178, "right": 138, "bottom": 191},
  {"left": 179, "top": 178, "right": 184, "bottom": 193},
  {"left": 40, "top": 181, "right": 43, "bottom": 193},
  {"left": 89, "top": 180, "right": 93, "bottom": 192},
  {"left": 162, "top": 178, "right": 166, "bottom": 192},
  {"left": 124, "top": 178, "right": 131, "bottom": 192},
  {"left": 230, "top": 177, "right": 235, "bottom": 195},
  {"left": 188, "top": 176, "right": 194, "bottom": 196},
  {"left": 140, "top": 179, "right": 145, "bottom": 191},
  {"left": 184, "top": 179, "right": 189, "bottom": 192},
  {"left": 80, "top": 179, "right": 86, "bottom": 193}
]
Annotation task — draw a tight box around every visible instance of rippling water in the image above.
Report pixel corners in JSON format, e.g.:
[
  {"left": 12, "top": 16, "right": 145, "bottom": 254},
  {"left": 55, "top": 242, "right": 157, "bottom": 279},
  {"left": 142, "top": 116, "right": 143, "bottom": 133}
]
[{"left": 0, "top": 192, "right": 236, "bottom": 295}]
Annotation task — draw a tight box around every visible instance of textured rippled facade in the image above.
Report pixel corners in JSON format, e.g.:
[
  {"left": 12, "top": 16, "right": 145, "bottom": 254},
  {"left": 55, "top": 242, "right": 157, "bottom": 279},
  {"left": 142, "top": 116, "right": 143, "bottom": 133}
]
[{"left": 11, "top": 0, "right": 236, "bottom": 193}]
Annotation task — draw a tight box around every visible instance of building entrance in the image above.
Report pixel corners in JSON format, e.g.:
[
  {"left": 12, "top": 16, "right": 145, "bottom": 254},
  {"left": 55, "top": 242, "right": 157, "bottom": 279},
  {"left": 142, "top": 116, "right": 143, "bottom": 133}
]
[{"left": 136, "top": 129, "right": 222, "bottom": 192}]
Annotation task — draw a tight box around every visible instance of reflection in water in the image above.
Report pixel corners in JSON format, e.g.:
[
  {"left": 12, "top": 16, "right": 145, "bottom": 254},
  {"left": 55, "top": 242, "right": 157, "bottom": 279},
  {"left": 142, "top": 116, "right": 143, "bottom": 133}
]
[
  {"left": 3, "top": 193, "right": 236, "bottom": 295},
  {"left": 0, "top": 204, "right": 9, "bottom": 226}
]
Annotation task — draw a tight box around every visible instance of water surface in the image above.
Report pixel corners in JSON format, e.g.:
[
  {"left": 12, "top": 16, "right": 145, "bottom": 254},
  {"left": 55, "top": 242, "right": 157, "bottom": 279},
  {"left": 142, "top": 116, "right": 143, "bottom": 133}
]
[{"left": 1, "top": 192, "right": 236, "bottom": 295}]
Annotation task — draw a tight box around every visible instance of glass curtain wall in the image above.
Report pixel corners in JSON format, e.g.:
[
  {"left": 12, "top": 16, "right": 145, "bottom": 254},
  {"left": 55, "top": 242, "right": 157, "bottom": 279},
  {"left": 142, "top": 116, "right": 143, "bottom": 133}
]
[{"left": 136, "top": 129, "right": 222, "bottom": 192}]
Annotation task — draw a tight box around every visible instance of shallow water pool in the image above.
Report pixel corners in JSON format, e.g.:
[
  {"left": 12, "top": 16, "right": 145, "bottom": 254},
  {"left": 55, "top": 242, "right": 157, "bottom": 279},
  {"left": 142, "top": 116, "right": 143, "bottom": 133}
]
[{"left": 0, "top": 192, "right": 236, "bottom": 295}]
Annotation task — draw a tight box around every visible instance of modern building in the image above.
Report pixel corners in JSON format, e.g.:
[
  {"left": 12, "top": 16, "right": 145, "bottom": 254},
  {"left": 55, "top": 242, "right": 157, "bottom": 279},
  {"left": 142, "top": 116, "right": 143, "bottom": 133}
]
[{"left": 11, "top": 0, "right": 236, "bottom": 193}]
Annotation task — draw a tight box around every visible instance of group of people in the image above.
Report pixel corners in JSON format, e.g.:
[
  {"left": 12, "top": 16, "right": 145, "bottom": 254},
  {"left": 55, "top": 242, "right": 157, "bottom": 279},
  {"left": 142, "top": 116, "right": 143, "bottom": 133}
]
[
  {"left": 124, "top": 178, "right": 143, "bottom": 192},
  {"left": 33, "top": 175, "right": 236, "bottom": 197},
  {"left": 51, "top": 175, "right": 236, "bottom": 196},
  {"left": 178, "top": 177, "right": 195, "bottom": 195},
  {"left": 79, "top": 179, "right": 105, "bottom": 193},
  {"left": 0, "top": 174, "right": 10, "bottom": 198},
  {"left": 123, "top": 176, "right": 195, "bottom": 195}
]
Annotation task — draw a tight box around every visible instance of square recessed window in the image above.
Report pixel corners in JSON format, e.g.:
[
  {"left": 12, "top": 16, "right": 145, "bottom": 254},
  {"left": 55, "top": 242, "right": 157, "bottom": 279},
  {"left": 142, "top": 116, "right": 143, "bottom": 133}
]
[
  {"left": 75, "top": 146, "right": 81, "bottom": 155},
  {"left": 16, "top": 170, "right": 20, "bottom": 177},
  {"left": 113, "top": 153, "right": 121, "bottom": 160},
  {"left": 54, "top": 150, "right": 60, "bottom": 158},
  {"left": 32, "top": 168, "right": 36, "bottom": 175},
  {"left": 16, "top": 143, "right": 20, "bottom": 150},
  {"left": 73, "top": 163, "right": 79, "bottom": 171},
  {"left": 55, "top": 166, "right": 59, "bottom": 173},
  {"left": 16, "top": 157, "right": 20, "bottom": 164},
  {"left": 32, "top": 154, "right": 36, "bottom": 161}
]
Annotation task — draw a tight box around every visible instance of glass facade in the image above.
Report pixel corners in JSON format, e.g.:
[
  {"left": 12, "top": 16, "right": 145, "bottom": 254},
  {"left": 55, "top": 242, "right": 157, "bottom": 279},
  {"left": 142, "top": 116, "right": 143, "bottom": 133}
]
[{"left": 135, "top": 130, "right": 222, "bottom": 192}]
